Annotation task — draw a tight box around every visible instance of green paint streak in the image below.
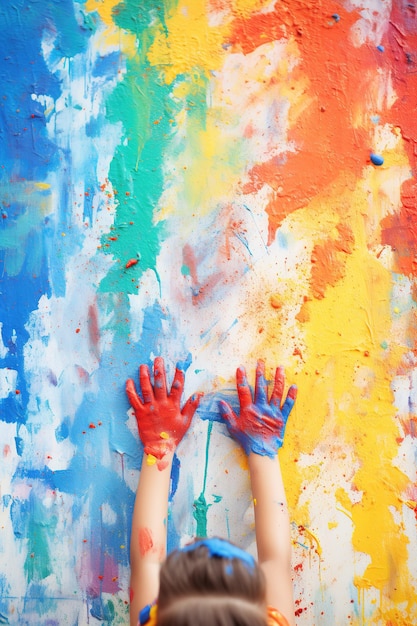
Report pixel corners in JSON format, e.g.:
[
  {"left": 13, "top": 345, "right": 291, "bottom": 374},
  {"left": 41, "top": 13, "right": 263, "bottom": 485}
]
[
  {"left": 24, "top": 520, "right": 54, "bottom": 583},
  {"left": 193, "top": 420, "right": 213, "bottom": 537},
  {"left": 99, "top": 1, "right": 180, "bottom": 295},
  {"left": 181, "top": 264, "right": 190, "bottom": 276}
]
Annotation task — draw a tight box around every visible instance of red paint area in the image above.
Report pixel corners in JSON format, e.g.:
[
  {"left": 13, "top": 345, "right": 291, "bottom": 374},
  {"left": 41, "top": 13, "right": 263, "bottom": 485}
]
[
  {"left": 229, "top": 1, "right": 372, "bottom": 243},
  {"left": 139, "top": 527, "right": 154, "bottom": 557},
  {"left": 380, "top": 4, "right": 417, "bottom": 279}
]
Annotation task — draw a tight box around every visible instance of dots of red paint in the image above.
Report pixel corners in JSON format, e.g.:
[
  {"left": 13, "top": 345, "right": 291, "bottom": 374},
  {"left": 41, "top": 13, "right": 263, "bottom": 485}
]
[
  {"left": 30, "top": 553, "right": 35, "bottom": 558},
  {"left": 15, "top": 389, "right": 20, "bottom": 395},
  {"left": 89, "top": 423, "right": 96, "bottom": 429},
  {"left": 98, "top": 421, "right": 102, "bottom": 426},
  {"left": 112, "top": 576, "right": 118, "bottom": 582},
  {"left": 125, "top": 258, "right": 138, "bottom": 269},
  {"left": 83, "top": 539, "right": 87, "bottom": 543},
  {"left": 258, "top": 327, "right": 264, "bottom": 333},
  {"left": 129, "top": 221, "right": 134, "bottom": 225},
  {"left": 109, "top": 236, "right": 118, "bottom": 241},
  {"left": 125, "top": 191, "right": 130, "bottom": 196},
  {"left": 82, "top": 431, "right": 86, "bottom": 435},
  {"left": 364, "top": 350, "right": 369, "bottom": 357},
  {"left": 47, "top": 455, "right": 52, "bottom": 460},
  {"left": 85, "top": 192, "right": 89, "bottom": 197},
  {"left": 153, "top": 119, "right": 160, "bottom": 125},
  {"left": 98, "top": 575, "right": 104, "bottom": 580},
  {"left": 75, "top": 328, "right": 80, "bottom": 333}
]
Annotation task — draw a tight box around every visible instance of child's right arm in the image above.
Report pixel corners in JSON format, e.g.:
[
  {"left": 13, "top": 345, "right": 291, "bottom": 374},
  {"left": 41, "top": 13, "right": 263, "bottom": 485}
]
[{"left": 219, "top": 361, "right": 297, "bottom": 626}]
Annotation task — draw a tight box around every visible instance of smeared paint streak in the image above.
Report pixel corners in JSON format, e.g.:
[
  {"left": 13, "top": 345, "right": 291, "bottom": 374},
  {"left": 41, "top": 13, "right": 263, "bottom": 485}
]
[
  {"left": 87, "top": 302, "right": 101, "bottom": 361},
  {"left": 193, "top": 421, "right": 213, "bottom": 537},
  {"left": 310, "top": 223, "right": 355, "bottom": 300}
]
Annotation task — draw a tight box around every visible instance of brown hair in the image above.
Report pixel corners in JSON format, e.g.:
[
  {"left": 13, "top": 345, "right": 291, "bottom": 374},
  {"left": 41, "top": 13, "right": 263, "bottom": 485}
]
[{"left": 156, "top": 539, "right": 268, "bottom": 626}]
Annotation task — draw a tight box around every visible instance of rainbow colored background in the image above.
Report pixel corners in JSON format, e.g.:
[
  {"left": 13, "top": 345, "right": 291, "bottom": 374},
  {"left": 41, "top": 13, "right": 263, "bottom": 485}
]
[{"left": 0, "top": 1, "right": 416, "bottom": 624}]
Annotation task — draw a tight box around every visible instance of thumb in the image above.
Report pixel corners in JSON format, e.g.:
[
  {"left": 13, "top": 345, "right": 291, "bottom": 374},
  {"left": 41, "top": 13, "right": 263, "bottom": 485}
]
[
  {"left": 218, "top": 400, "right": 238, "bottom": 431},
  {"left": 126, "top": 378, "right": 142, "bottom": 412},
  {"left": 181, "top": 392, "right": 204, "bottom": 423}
]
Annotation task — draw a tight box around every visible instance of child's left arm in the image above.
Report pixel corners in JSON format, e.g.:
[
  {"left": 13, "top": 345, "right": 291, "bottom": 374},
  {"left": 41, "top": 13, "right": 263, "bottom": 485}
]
[{"left": 126, "top": 357, "right": 202, "bottom": 626}]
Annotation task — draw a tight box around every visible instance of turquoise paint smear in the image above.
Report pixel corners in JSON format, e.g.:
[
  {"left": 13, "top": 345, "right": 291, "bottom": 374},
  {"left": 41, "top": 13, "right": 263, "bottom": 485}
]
[
  {"left": 193, "top": 421, "right": 213, "bottom": 537},
  {"left": 99, "top": 2, "right": 181, "bottom": 296}
]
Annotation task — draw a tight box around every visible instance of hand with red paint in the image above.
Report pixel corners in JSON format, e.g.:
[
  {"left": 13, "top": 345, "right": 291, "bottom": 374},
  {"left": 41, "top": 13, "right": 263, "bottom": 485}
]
[
  {"left": 219, "top": 361, "right": 297, "bottom": 458},
  {"left": 126, "top": 357, "right": 202, "bottom": 466}
]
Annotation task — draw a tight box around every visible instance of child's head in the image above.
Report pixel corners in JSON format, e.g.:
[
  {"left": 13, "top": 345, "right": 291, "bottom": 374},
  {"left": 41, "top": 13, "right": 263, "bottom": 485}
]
[{"left": 156, "top": 538, "right": 268, "bottom": 626}]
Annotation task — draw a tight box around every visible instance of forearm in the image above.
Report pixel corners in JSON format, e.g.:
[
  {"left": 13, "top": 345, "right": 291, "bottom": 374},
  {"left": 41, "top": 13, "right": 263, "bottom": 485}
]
[
  {"left": 249, "top": 452, "right": 291, "bottom": 564},
  {"left": 249, "top": 452, "right": 295, "bottom": 624},
  {"left": 130, "top": 453, "right": 173, "bottom": 625}
]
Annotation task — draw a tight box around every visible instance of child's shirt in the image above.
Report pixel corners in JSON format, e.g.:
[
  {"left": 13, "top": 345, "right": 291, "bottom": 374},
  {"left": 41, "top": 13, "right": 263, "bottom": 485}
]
[{"left": 138, "top": 602, "right": 291, "bottom": 626}]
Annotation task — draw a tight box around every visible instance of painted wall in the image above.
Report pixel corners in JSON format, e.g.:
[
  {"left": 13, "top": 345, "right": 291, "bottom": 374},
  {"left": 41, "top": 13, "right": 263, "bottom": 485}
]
[{"left": 0, "top": 1, "right": 416, "bottom": 624}]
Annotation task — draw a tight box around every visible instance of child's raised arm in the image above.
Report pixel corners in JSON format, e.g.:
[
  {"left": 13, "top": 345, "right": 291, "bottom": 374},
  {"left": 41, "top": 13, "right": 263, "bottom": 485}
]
[
  {"left": 126, "top": 357, "right": 202, "bottom": 626},
  {"left": 219, "top": 361, "right": 297, "bottom": 626}
]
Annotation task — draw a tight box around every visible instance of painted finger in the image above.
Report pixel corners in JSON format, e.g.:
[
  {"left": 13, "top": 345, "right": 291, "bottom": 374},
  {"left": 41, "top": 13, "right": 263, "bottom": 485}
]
[
  {"left": 125, "top": 378, "right": 143, "bottom": 411},
  {"left": 170, "top": 365, "right": 185, "bottom": 404},
  {"left": 254, "top": 360, "right": 268, "bottom": 406},
  {"left": 281, "top": 385, "right": 297, "bottom": 419},
  {"left": 139, "top": 364, "right": 154, "bottom": 403},
  {"left": 153, "top": 356, "right": 168, "bottom": 402},
  {"left": 236, "top": 366, "right": 253, "bottom": 409},
  {"left": 270, "top": 366, "right": 285, "bottom": 408}
]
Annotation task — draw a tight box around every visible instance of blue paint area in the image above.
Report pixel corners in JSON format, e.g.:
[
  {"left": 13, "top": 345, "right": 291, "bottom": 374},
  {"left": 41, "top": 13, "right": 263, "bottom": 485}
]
[
  {"left": 0, "top": 1, "right": 91, "bottom": 427},
  {"left": 176, "top": 352, "right": 192, "bottom": 372},
  {"left": 181, "top": 538, "right": 256, "bottom": 570}
]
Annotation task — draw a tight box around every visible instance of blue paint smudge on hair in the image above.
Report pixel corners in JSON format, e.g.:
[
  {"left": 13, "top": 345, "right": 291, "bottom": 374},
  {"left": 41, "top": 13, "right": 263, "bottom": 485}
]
[{"left": 182, "top": 538, "right": 256, "bottom": 570}]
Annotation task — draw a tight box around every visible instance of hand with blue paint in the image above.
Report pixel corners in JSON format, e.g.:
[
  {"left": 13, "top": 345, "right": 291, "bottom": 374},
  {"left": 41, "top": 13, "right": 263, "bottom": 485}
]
[
  {"left": 219, "top": 361, "right": 297, "bottom": 458},
  {"left": 126, "top": 356, "right": 202, "bottom": 468}
]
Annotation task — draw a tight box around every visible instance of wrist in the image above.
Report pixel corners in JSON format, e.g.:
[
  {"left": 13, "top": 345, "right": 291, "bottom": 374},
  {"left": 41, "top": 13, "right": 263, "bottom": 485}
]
[{"left": 142, "top": 450, "right": 175, "bottom": 472}]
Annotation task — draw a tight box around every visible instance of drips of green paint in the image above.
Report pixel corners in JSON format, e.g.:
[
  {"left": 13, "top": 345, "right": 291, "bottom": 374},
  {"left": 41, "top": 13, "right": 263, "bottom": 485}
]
[{"left": 193, "top": 421, "right": 213, "bottom": 537}]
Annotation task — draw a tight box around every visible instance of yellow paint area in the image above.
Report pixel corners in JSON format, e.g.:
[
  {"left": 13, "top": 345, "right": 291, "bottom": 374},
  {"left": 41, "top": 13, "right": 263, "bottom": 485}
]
[
  {"left": 252, "top": 162, "right": 416, "bottom": 616},
  {"left": 232, "top": 0, "right": 274, "bottom": 18},
  {"left": 147, "top": 0, "right": 229, "bottom": 84}
]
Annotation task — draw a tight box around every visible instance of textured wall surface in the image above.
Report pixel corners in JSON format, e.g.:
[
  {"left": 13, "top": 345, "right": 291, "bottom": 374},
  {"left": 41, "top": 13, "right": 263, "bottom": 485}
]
[{"left": 0, "top": 1, "right": 416, "bottom": 624}]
